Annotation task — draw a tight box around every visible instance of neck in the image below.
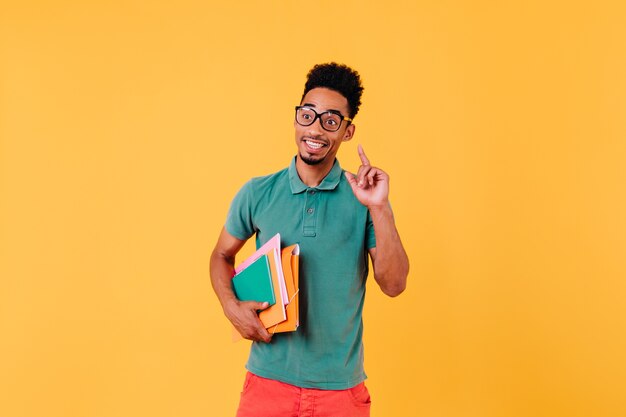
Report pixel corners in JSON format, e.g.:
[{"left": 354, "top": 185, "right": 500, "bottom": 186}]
[{"left": 295, "top": 155, "right": 335, "bottom": 187}]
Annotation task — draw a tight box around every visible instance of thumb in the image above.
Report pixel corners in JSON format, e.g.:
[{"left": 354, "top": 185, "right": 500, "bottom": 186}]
[
  {"left": 255, "top": 301, "right": 270, "bottom": 311},
  {"left": 344, "top": 171, "right": 359, "bottom": 193}
]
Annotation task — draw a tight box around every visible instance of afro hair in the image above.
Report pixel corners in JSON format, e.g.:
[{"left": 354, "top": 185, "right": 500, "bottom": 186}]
[{"left": 301, "top": 62, "right": 364, "bottom": 119}]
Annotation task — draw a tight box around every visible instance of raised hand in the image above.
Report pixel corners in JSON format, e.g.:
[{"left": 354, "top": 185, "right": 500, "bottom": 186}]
[{"left": 344, "top": 145, "right": 390, "bottom": 209}]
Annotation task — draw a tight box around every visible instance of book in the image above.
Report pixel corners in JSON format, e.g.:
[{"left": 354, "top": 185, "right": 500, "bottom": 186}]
[
  {"left": 259, "top": 248, "right": 287, "bottom": 328},
  {"left": 231, "top": 254, "right": 275, "bottom": 305},
  {"left": 235, "top": 234, "right": 288, "bottom": 304},
  {"left": 231, "top": 234, "right": 300, "bottom": 341},
  {"left": 270, "top": 244, "right": 300, "bottom": 334}
]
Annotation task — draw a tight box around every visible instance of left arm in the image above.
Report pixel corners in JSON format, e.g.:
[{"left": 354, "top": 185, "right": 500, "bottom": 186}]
[
  {"left": 345, "top": 145, "right": 409, "bottom": 297},
  {"left": 367, "top": 204, "right": 409, "bottom": 297}
]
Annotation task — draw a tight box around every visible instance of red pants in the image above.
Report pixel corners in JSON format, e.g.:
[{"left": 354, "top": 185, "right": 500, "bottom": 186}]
[{"left": 236, "top": 372, "right": 371, "bottom": 417}]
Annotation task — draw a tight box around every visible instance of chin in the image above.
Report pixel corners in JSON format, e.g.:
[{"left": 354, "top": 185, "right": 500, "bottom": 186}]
[{"left": 299, "top": 153, "right": 326, "bottom": 166}]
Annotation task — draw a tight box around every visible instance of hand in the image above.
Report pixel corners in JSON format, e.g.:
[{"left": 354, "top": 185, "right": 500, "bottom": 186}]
[
  {"left": 345, "top": 145, "right": 390, "bottom": 209},
  {"left": 223, "top": 300, "right": 272, "bottom": 343}
]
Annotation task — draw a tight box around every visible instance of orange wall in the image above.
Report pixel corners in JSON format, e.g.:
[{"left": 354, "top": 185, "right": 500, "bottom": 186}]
[{"left": 1, "top": 1, "right": 625, "bottom": 416}]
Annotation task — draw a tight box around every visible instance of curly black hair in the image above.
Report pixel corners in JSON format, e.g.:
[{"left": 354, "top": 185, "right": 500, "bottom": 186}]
[{"left": 301, "top": 62, "right": 364, "bottom": 119}]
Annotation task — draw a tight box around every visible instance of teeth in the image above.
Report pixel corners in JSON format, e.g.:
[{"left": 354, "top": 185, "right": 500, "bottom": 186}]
[{"left": 306, "top": 140, "right": 324, "bottom": 149}]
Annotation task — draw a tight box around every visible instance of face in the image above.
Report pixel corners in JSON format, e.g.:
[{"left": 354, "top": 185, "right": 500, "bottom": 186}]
[{"left": 295, "top": 87, "right": 355, "bottom": 167}]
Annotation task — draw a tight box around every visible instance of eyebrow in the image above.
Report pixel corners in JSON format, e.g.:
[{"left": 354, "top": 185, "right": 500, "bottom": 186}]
[{"left": 301, "top": 103, "right": 343, "bottom": 116}]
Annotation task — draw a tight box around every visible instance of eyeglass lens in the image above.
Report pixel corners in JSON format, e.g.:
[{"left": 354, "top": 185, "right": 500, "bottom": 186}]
[{"left": 296, "top": 107, "right": 343, "bottom": 132}]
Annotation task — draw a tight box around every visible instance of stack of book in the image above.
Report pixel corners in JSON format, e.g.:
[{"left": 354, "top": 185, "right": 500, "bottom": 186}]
[{"left": 231, "top": 233, "right": 299, "bottom": 340}]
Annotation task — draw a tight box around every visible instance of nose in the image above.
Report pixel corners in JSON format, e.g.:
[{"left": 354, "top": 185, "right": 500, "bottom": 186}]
[{"left": 307, "top": 119, "right": 324, "bottom": 136}]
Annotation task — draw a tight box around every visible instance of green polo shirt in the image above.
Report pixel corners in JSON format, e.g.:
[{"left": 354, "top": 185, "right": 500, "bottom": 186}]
[{"left": 225, "top": 157, "right": 376, "bottom": 389}]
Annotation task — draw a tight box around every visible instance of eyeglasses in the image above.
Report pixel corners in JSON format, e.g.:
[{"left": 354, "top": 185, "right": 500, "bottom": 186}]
[{"left": 294, "top": 106, "right": 353, "bottom": 132}]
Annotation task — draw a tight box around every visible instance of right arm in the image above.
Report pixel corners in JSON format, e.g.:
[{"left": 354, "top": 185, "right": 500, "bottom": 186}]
[{"left": 210, "top": 227, "right": 272, "bottom": 343}]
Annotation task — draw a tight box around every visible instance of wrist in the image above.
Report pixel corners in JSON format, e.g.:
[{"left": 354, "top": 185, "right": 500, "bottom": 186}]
[
  {"left": 221, "top": 296, "right": 240, "bottom": 317},
  {"left": 368, "top": 201, "right": 391, "bottom": 214}
]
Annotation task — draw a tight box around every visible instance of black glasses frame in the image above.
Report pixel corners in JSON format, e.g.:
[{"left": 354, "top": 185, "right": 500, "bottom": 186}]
[{"left": 294, "top": 106, "right": 353, "bottom": 132}]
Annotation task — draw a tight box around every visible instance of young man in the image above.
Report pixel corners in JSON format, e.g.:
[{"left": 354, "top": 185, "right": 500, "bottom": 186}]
[{"left": 210, "top": 63, "right": 409, "bottom": 417}]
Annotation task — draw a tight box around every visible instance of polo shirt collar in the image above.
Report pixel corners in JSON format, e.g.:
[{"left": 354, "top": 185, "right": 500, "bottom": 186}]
[{"left": 289, "top": 156, "right": 343, "bottom": 194}]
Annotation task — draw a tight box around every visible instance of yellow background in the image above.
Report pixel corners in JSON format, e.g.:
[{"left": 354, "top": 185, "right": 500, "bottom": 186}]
[{"left": 1, "top": 1, "right": 625, "bottom": 416}]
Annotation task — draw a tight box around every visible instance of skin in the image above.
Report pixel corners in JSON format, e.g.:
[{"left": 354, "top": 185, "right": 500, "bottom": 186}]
[
  {"left": 210, "top": 87, "right": 409, "bottom": 343},
  {"left": 294, "top": 87, "right": 355, "bottom": 186}
]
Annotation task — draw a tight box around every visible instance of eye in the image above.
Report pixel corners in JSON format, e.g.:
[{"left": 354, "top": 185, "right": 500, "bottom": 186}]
[
  {"left": 300, "top": 108, "right": 316, "bottom": 119},
  {"left": 324, "top": 115, "right": 339, "bottom": 126}
]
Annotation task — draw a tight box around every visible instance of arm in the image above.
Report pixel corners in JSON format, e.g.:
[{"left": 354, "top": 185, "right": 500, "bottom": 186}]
[
  {"left": 210, "top": 227, "right": 272, "bottom": 342},
  {"left": 345, "top": 145, "right": 409, "bottom": 297},
  {"left": 367, "top": 205, "right": 409, "bottom": 297}
]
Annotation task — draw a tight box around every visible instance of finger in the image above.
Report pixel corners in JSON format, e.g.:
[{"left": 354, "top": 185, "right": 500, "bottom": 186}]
[
  {"left": 366, "top": 167, "right": 380, "bottom": 187},
  {"left": 247, "top": 302, "right": 272, "bottom": 343},
  {"left": 356, "top": 165, "right": 372, "bottom": 188},
  {"left": 250, "top": 303, "right": 273, "bottom": 342},
  {"left": 243, "top": 325, "right": 271, "bottom": 343},
  {"left": 241, "top": 300, "right": 269, "bottom": 313},
  {"left": 344, "top": 172, "right": 359, "bottom": 194},
  {"left": 357, "top": 144, "right": 371, "bottom": 166},
  {"left": 251, "top": 302, "right": 272, "bottom": 342},
  {"left": 255, "top": 301, "right": 270, "bottom": 311},
  {"left": 257, "top": 326, "right": 272, "bottom": 343}
]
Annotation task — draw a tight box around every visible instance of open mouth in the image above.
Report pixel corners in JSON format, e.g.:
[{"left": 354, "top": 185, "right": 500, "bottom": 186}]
[{"left": 304, "top": 139, "right": 328, "bottom": 150}]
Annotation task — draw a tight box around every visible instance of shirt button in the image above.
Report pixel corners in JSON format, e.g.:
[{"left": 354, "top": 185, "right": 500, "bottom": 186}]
[
  {"left": 307, "top": 208, "right": 314, "bottom": 214},
  {"left": 308, "top": 190, "right": 316, "bottom": 195}
]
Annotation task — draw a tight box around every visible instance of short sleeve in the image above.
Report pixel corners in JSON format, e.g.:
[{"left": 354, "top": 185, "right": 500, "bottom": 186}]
[
  {"left": 365, "top": 209, "right": 376, "bottom": 250},
  {"left": 225, "top": 180, "right": 256, "bottom": 240}
]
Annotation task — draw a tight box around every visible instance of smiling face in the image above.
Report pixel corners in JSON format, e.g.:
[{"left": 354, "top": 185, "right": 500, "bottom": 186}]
[{"left": 295, "top": 87, "right": 355, "bottom": 168}]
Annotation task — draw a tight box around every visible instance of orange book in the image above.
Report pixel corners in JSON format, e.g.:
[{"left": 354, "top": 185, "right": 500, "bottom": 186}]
[{"left": 270, "top": 244, "right": 300, "bottom": 334}]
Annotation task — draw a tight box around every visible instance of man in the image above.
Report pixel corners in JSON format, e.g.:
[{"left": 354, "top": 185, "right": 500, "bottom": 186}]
[{"left": 210, "top": 62, "right": 409, "bottom": 417}]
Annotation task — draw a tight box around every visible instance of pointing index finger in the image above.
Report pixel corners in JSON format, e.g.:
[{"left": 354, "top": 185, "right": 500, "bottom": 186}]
[{"left": 357, "top": 144, "right": 370, "bottom": 166}]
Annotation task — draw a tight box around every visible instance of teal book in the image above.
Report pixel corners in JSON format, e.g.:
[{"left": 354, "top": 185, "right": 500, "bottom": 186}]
[{"left": 231, "top": 254, "right": 276, "bottom": 305}]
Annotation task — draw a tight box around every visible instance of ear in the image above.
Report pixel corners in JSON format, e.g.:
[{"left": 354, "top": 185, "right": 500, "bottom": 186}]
[{"left": 342, "top": 124, "right": 355, "bottom": 142}]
